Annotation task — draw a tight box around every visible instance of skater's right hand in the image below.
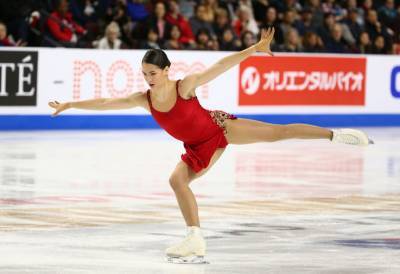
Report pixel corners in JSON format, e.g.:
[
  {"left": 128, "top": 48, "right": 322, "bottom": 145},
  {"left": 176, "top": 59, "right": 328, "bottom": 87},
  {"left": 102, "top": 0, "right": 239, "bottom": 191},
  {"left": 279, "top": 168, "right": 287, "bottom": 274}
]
[
  {"left": 48, "top": 100, "right": 70, "bottom": 116},
  {"left": 254, "top": 27, "right": 275, "bottom": 56}
]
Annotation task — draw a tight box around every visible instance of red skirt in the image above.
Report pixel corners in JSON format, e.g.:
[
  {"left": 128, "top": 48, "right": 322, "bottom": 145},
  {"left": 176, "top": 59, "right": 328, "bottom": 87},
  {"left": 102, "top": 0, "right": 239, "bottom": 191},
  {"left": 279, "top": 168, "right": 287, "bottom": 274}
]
[{"left": 181, "top": 110, "right": 237, "bottom": 173}]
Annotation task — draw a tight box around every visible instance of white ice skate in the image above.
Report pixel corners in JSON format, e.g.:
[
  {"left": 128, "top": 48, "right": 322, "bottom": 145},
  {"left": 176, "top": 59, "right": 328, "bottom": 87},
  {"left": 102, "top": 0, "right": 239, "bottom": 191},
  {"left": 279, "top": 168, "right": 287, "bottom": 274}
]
[
  {"left": 331, "top": 128, "right": 374, "bottom": 146},
  {"left": 165, "top": 229, "right": 208, "bottom": 264}
]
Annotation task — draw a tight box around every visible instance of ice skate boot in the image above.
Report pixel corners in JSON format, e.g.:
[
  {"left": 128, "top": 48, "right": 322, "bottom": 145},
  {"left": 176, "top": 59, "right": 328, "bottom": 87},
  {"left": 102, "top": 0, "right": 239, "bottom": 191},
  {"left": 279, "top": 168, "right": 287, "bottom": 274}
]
[
  {"left": 331, "top": 129, "right": 374, "bottom": 146},
  {"left": 165, "top": 227, "right": 208, "bottom": 264}
]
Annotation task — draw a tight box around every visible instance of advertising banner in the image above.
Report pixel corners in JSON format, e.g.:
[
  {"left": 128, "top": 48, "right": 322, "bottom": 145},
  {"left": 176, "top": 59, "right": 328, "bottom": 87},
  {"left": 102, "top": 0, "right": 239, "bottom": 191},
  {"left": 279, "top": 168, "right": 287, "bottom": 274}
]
[
  {"left": 0, "top": 51, "right": 38, "bottom": 106},
  {"left": 239, "top": 56, "right": 366, "bottom": 106}
]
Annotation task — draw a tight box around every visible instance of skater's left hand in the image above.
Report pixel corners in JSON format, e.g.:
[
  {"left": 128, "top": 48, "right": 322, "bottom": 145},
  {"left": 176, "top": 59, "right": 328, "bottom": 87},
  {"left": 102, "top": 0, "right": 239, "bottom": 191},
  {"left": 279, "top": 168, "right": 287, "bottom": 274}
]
[{"left": 254, "top": 27, "right": 275, "bottom": 56}]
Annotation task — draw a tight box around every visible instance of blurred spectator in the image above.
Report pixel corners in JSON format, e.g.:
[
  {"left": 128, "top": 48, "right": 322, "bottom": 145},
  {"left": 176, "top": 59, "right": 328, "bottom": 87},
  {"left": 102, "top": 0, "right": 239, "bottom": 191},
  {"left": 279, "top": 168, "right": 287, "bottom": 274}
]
[
  {"left": 344, "top": 8, "right": 363, "bottom": 42},
  {"left": 361, "top": 0, "right": 374, "bottom": 11},
  {"left": 232, "top": 5, "right": 259, "bottom": 37},
  {"left": 195, "top": 28, "right": 218, "bottom": 50},
  {"left": 378, "top": 0, "right": 397, "bottom": 29},
  {"left": 0, "top": 0, "right": 35, "bottom": 45},
  {"left": 212, "top": 8, "right": 231, "bottom": 38},
  {"left": 0, "top": 21, "right": 26, "bottom": 46},
  {"left": 302, "top": 31, "right": 325, "bottom": 52},
  {"left": 203, "top": 0, "right": 219, "bottom": 23},
  {"left": 139, "top": 27, "right": 161, "bottom": 49},
  {"left": 69, "top": 0, "right": 110, "bottom": 42},
  {"left": 93, "top": 21, "right": 124, "bottom": 49},
  {"left": 357, "top": 31, "right": 373, "bottom": 54},
  {"left": 365, "top": 8, "right": 393, "bottom": 50},
  {"left": 238, "top": 0, "right": 256, "bottom": 16},
  {"left": 142, "top": 2, "right": 172, "bottom": 45},
  {"left": 69, "top": 0, "right": 109, "bottom": 25},
  {"left": 296, "top": 8, "right": 316, "bottom": 36},
  {"left": 126, "top": 0, "right": 149, "bottom": 22},
  {"left": 278, "top": 27, "right": 303, "bottom": 52},
  {"left": 316, "top": 12, "right": 335, "bottom": 44},
  {"left": 282, "top": 0, "right": 302, "bottom": 13},
  {"left": 165, "top": 0, "right": 195, "bottom": 46},
  {"left": 360, "top": 0, "right": 374, "bottom": 26},
  {"left": 190, "top": 4, "right": 216, "bottom": 39},
  {"left": 106, "top": 0, "right": 128, "bottom": 26},
  {"left": 252, "top": 0, "right": 269, "bottom": 23},
  {"left": 305, "top": 0, "right": 324, "bottom": 29},
  {"left": 0, "top": 22, "right": 13, "bottom": 46},
  {"left": 178, "top": 0, "right": 196, "bottom": 19},
  {"left": 240, "top": 30, "right": 256, "bottom": 50},
  {"left": 259, "top": 6, "right": 284, "bottom": 44},
  {"left": 346, "top": 0, "right": 364, "bottom": 26},
  {"left": 105, "top": 0, "right": 131, "bottom": 46},
  {"left": 219, "top": 27, "right": 241, "bottom": 51},
  {"left": 322, "top": 0, "right": 347, "bottom": 21},
  {"left": 341, "top": 22, "right": 356, "bottom": 47},
  {"left": 392, "top": 5, "right": 400, "bottom": 39},
  {"left": 163, "top": 24, "right": 185, "bottom": 50},
  {"left": 279, "top": 8, "right": 302, "bottom": 39},
  {"left": 325, "top": 23, "right": 350, "bottom": 53},
  {"left": 371, "top": 35, "right": 389, "bottom": 54},
  {"left": 46, "top": 0, "right": 87, "bottom": 47},
  {"left": 393, "top": 42, "right": 400, "bottom": 54}
]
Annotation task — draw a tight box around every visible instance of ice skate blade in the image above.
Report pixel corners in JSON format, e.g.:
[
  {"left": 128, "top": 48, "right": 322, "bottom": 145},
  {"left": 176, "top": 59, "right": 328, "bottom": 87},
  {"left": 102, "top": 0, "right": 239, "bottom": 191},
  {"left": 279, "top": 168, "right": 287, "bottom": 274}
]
[
  {"left": 369, "top": 139, "right": 374, "bottom": 145},
  {"left": 166, "top": 255, "right": 209, "bottom": 264}
]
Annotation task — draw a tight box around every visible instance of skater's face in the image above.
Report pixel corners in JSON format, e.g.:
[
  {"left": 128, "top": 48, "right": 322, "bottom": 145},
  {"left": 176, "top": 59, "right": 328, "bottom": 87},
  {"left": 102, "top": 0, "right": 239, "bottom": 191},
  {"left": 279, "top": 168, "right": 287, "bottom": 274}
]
[{"left": 142, "top": 63, "right": 169, "bottom": 89}]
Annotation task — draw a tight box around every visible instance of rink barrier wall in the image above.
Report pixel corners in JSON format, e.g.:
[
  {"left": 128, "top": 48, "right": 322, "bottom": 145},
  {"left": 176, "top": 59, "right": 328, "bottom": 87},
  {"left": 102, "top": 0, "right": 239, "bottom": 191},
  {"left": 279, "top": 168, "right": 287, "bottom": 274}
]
[{"left": 0, "top": 48, "right": 399, "bottom": 129}]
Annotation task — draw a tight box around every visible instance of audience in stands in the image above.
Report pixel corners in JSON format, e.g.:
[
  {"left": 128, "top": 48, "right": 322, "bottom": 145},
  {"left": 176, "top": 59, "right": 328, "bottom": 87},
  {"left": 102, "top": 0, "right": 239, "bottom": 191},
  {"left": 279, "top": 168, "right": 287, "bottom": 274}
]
[
  {"left": 0, "top": 0, "right": 398, "bottom": 54},
  {"left": 0, "top": 21, "right": 26, "bottom": 46},
  {"left": 93, "top": 21, "right": 125, "bottom": 49},
  {"left": 46, "top": 0, "right": 86, "bottom": 47}
]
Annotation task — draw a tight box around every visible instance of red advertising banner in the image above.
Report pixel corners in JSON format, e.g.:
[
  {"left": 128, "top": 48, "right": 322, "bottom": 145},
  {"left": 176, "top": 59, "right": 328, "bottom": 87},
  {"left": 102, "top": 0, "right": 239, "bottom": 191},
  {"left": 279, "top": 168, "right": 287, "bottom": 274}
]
[{"left": 239, "top": 56, "right": 366, "bottom": 105}]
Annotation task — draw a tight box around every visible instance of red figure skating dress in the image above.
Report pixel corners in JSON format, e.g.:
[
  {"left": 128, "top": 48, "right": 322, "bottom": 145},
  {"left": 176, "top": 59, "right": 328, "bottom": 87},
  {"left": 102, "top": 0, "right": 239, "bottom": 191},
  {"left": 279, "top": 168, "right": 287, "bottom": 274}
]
[{"left": 146, "top": 80, "right": 237, "bottom": 173}]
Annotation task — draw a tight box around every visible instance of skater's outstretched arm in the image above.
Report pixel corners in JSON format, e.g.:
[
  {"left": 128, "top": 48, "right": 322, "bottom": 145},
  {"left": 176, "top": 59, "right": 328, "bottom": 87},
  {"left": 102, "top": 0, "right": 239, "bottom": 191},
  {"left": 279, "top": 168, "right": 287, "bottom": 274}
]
[
  {"left": 183, "top": 27, "right": 274, "bottom": 89},
  {"left": 48, "top": 91, "right": 144, "bottom": 116}
]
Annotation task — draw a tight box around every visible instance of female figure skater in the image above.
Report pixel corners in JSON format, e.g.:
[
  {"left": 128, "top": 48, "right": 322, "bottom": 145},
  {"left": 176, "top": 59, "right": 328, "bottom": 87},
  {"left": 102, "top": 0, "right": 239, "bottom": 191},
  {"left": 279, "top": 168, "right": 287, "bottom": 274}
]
[{"left": 49, "top": 28, "right": 372, "bottom": 264}]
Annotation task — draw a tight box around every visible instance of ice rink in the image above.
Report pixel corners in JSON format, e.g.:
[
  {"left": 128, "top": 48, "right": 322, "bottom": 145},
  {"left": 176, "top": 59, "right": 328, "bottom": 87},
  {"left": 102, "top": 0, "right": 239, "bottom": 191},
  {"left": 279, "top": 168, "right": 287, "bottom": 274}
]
[{"left": 1, "top": 128, "right": 399, "bottom": 274}]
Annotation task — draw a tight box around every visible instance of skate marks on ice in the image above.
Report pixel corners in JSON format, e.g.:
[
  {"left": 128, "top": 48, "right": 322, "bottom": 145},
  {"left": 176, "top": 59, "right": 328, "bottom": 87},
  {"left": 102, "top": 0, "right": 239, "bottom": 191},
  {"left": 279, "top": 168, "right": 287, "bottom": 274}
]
[
  {"left": 1, "top": 194, "right": 400, "bottom": 232},
  {"left": 155, "top": 212, "right": 400, "bottom": 273},
  {"left": 1, "top": 213, "right": 399, "bottom": 273}
]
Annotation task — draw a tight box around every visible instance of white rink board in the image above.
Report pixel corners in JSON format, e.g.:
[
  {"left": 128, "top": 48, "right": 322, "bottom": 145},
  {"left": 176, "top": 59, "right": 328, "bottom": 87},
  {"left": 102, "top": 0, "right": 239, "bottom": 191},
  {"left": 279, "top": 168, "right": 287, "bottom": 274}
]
[{"left": 0, "top": 47, "right": 399, "bottom": 115}]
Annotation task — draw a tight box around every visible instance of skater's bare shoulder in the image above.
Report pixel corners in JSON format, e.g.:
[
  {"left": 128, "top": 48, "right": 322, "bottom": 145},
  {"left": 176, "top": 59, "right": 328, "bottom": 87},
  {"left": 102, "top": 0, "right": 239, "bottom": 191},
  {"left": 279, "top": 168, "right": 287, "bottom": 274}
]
[
  {"left": 178, "top": 77, "right": 197, "bottom": 99},
  {"left": 127, "top": 91, "right": 150, "bottom": 112}
]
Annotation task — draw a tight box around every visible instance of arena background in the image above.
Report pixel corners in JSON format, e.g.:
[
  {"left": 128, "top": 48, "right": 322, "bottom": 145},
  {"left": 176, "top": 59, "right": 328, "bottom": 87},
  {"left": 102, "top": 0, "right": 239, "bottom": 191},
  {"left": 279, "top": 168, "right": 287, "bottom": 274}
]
[{"left": 1, "top": 1, "right": 400, "bottom": 273}]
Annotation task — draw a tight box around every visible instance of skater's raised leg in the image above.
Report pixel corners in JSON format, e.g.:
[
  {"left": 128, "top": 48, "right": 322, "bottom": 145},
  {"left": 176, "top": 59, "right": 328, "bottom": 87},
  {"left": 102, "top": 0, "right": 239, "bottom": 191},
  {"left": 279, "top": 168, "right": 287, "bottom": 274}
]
[{"left": 224, "top": 118, "right": 372, "bottom": 146}]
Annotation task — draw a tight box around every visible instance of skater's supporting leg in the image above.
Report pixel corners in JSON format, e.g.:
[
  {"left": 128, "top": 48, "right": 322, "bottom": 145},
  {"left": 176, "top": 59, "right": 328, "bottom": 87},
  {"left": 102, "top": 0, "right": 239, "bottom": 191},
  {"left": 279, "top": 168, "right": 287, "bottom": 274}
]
[
  {"left": 166, "top": 148, "right": 225, "bottom": 263},
  {"left": 169, "top": 148, "right": 225, "bottom": 227}
]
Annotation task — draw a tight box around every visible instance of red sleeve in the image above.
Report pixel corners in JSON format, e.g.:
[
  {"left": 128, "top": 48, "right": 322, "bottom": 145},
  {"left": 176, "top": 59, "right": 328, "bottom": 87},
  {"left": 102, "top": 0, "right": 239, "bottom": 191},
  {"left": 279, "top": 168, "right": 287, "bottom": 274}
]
[
  {"left": 179, "top": 20, "right": 195, "bottom": 44},
  {"left": 0, "top": 38, "right": 14, "bottom": 46},
  {"left": 66, "top": 13, "right": 85, "bottom": 34},
  {"left": 165, "top": 14, "right": 177, "bottom": 25},
  {"left": 47, "top": 13, "right": 72, "bottom": 42},
  {"left": 72, "top": 21, "right": 85, "bottom": 34},
  {"left": 181, "top": 18, "right": 194, "bottom": 43},
  {"left": 233, "top": 20, "right": 242, "bottom": 37}
]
